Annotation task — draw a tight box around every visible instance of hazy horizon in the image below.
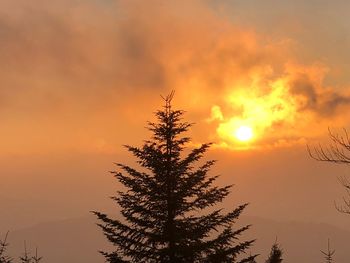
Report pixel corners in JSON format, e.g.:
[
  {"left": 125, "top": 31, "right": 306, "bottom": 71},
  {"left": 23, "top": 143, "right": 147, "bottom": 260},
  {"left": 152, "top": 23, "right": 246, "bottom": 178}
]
[{"left": 1, "top": 0, "right": 350, "bottom": 262}]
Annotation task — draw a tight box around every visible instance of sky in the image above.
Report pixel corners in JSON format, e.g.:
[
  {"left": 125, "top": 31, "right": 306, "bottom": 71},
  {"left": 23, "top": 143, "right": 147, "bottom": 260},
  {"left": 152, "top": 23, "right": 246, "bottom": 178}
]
[{"left": 1, "top": 0, "right": 350, "bottom": 242}]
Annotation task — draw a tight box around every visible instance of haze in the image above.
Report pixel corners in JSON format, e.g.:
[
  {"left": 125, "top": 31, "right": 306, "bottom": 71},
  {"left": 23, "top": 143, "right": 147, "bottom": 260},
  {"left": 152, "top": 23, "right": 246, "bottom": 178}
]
[{"left": 1, "top": 0, "right": 350, "bottom": 262}]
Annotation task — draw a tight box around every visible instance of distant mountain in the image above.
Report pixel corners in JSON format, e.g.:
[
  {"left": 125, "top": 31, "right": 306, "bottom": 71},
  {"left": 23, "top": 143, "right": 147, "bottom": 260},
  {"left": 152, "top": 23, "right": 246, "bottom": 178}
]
[
  {"left": 244, "top": 216, "right": 350, "bottom": 263},
  {"left": 2, "top": 215, "right": 350, "bottom": 263},
  {"left": 4, "top": 215, "right": 106, "bottom": 263}
]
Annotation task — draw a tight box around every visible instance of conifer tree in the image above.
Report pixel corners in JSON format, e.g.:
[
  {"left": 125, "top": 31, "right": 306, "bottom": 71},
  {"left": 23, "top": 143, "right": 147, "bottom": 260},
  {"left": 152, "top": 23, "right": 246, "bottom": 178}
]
[
  {"left": 321, "top": 239, "right": 335, "bottom": 263},
  {"left": 248, "top": 254, "right": 258, "bottom": 263},
  {"left": 0, "top": 232, "right": 12, "bottom": 263},
  {"left": 265, "top": 242, "right": 283, "bottom": 263},
  {"left": 19, "top": 242, "right": 31, "bottom": 263},
  {"left": 94, "top": 92, "right": 256, "bottom": 262},
  {"left": 32, "top": 248, "right": 42, "bottom": 263}
]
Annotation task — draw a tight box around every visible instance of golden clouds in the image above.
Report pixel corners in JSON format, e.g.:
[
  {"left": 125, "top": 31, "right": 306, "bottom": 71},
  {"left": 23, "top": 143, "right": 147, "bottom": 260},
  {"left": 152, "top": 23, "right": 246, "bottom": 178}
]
[
  {"left": 208, "top": 62, "right": 350, "bottom": 149},
  {"left": 212, "top": 78, "right": 297, "bottom": 147},
  {"left": 0, "top": 0, "right": 349, "bottom": 153}
]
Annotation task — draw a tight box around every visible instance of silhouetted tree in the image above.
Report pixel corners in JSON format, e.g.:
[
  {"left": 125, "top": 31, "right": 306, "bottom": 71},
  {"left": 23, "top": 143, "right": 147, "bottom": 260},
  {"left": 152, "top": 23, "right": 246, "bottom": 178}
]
[
  {"left": 248, "top": 255, "right": 258, "bottom": 263},
  {"left": 0, "top": 232, "right": 12, "bottom": 263},
  {"left": 321, "top": 239, "right": 335, "bottom": 263},
  {"left": 308, "top": 128, "right": 350, "bottom": 214},
  {"left": 19, "top": 242, "right": 31, "bottom": 263},
  {"left": 265, "top": 242, "right": 283, "bottom": 263},
  {"left": 32, "top": 248, "right": 42, "bottom": 263},
  {"left": 0, "top": 234, "right": 42, "bottom": 263},
  {"left": 94, "top": 92, "right": 256, "bottom": 262}
]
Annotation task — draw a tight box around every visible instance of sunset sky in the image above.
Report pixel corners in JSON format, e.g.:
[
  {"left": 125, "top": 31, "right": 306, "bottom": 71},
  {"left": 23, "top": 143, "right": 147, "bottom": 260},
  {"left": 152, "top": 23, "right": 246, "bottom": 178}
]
[{"left": 1, "top": 0, "right": 350, "bottom": 260}]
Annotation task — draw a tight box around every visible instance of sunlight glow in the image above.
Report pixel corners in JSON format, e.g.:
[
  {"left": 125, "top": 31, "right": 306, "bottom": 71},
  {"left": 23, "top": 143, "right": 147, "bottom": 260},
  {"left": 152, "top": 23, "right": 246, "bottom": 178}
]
[
  {"left": 211, "top": 78, "right": 300, "bottom": 148},
  {"left": 234, "top": 125, "right": 253, "bottom": 142}
]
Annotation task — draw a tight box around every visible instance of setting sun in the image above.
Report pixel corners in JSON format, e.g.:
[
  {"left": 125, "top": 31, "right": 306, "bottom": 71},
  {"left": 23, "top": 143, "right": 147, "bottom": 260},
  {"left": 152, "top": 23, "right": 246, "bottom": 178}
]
[
  {"left": 234, "top": 125, "right": 254, "bottom": 142},
  {"left": 2, "top": 1, "right": 350, "bottom": 262}
]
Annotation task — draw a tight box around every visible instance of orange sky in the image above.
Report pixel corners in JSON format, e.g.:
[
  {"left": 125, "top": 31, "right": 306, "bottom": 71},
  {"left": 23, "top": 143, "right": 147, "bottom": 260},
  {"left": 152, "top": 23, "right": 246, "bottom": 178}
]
[
  {"left": 0, "top": 0, "right": 349, "bottom": 155},
  {"left": 1, "top": 0, "right": 350, "bottom": 236}
]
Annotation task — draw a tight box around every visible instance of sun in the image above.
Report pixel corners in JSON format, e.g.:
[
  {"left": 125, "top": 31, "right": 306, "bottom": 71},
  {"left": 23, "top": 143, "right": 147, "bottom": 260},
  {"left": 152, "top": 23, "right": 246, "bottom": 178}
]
[{"left": 234, "top": 125, "right": 254, "bottom": 142}]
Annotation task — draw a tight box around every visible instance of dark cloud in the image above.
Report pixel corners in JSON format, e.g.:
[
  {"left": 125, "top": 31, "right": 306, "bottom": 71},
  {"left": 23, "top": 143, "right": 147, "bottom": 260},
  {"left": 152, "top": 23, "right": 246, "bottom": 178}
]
[
  {"left": 320, "top": 92, "right": 350, "bottom": 115},
  {"left": 290, "top": 74, "right": 350, "bottom": 116}
]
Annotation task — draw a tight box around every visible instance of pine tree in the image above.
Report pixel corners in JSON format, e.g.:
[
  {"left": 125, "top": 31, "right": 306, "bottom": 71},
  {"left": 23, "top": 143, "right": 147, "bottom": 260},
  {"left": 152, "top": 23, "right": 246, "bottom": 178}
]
[
  {"left": 248, "top": 254, "right": 258, "bottom": 263},
  {"left": 321, "top": 239, "right": 335, "bottom": 263},
  {"left": 19, "top": 242, "right": 31, "bottom": 263},
  {"left": 0, "top": 232, "right": 12, "bottom": 263},
  {"left": 32, "top": 248, "right": 42, "bottom": 263},
  {"left": 94, "top": 93, "right": 256, "bottom": 262},
  {"left": 265, "top": 242, "right": 283, "bottom": 263}
]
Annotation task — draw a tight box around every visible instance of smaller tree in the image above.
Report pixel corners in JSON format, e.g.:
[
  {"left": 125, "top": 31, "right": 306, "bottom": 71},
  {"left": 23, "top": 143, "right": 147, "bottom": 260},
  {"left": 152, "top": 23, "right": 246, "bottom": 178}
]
[
  {"left": 0, "top": 232, "right": 12, "bottom": 263},
  {"left": 321, "top": 239, "right": 335, "bottom": 263},
  {"left": 32, "top": 248, "right": 42, "bottom": 263},
  {"left": 0, "top": 233, "right": 42, "bottom": 263},
  {"left": 265, "top": 242, "right": 283, "bottom": 263},
  {"left": 19, "top": 242, "right": 31, "bottom": 263}
]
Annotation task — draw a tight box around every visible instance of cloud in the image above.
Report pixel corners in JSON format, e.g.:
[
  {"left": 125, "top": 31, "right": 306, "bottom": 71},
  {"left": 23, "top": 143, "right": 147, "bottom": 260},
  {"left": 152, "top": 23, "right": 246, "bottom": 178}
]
[
  {"left": 207, "top": 60, "right": 350, "bottom": 149},
  {"left": 0, "top": 0, "right": 349, "bottom": 153},
  {"left": 289, "top": 68, "right": 350, "bottom": 117}
]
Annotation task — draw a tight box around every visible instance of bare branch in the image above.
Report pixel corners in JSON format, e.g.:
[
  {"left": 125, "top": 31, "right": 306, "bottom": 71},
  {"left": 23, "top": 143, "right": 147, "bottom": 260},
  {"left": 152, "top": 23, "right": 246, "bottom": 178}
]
[
  {"left": 309, "top": 128, "right": 350, "bottom": 215},
  {"left": 308, "top": 128, "right": 350, "bottom": 164}
]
